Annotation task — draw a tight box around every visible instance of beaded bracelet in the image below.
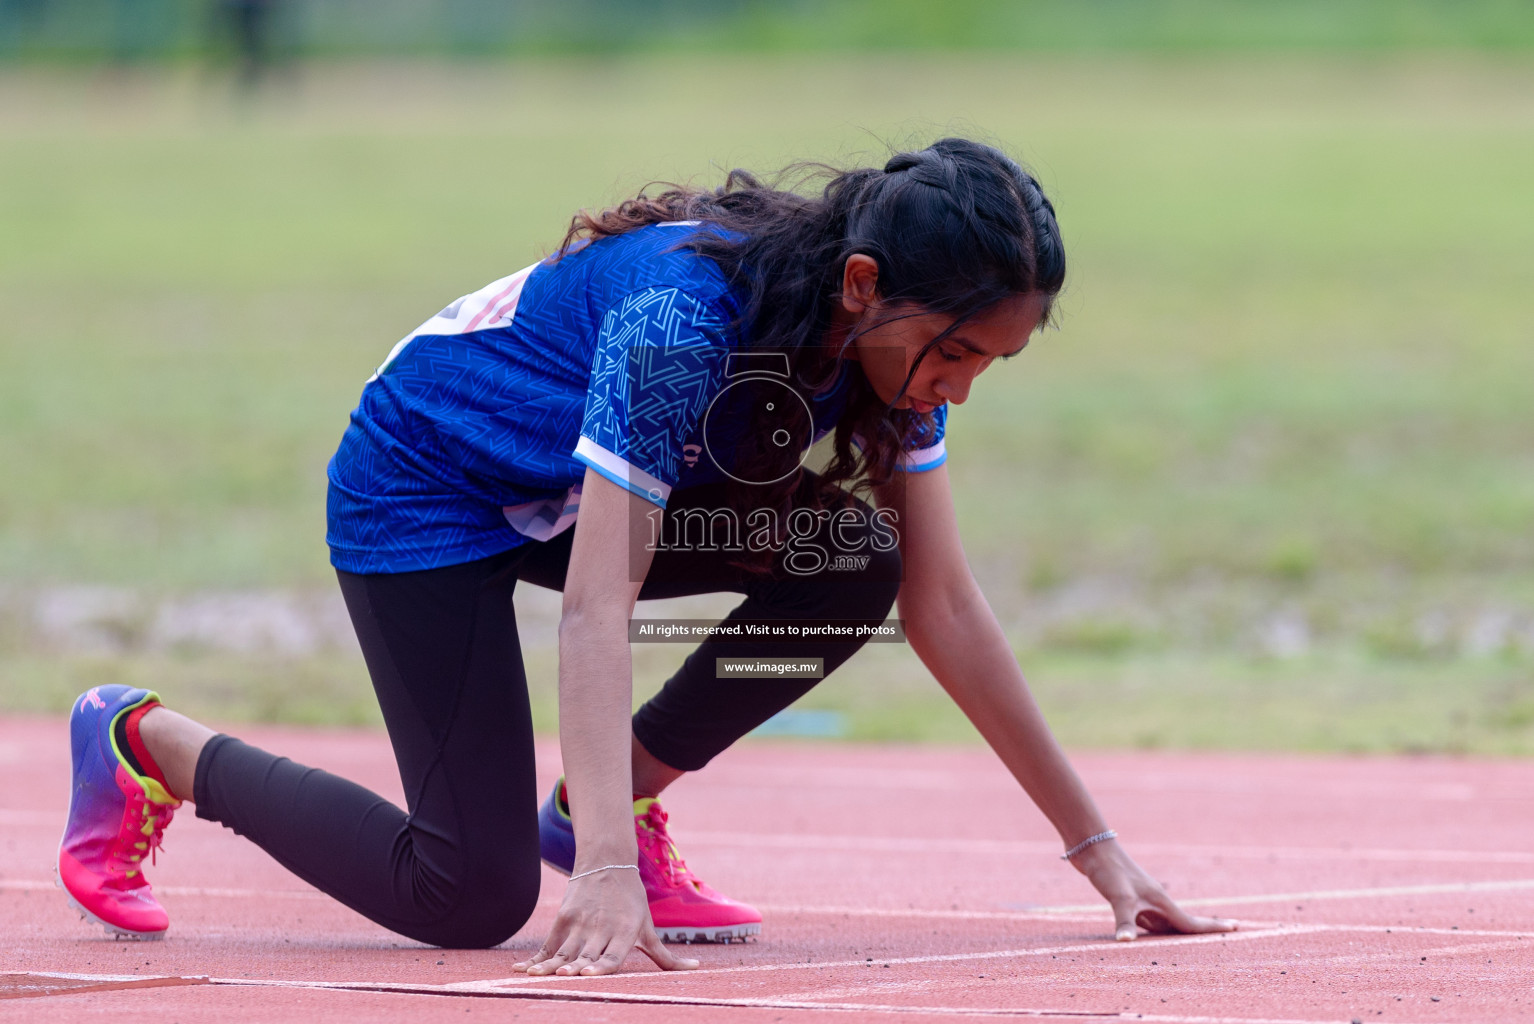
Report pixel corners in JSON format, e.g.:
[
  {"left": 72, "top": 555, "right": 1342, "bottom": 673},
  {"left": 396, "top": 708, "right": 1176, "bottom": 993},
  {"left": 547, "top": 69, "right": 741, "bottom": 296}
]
[
  {"left": 1060, "top": 829, "right": 1118, "bottom": 861},
  {"left": 568, "top": 863, "right": 640, "bottom": 882}
]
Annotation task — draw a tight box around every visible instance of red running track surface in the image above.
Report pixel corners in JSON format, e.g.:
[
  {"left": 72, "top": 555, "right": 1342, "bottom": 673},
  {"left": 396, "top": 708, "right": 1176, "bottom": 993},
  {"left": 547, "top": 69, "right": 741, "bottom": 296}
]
[{"left": 2, "top": 715, "right": 1531, "bottom": 1022}]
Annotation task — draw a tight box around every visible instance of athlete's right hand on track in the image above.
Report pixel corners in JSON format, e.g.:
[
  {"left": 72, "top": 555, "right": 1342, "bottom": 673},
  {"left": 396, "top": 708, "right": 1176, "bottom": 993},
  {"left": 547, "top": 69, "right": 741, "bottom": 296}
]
[
  {"left": 1071, "top": 839, "right": 1238, "bottom": 942},
  {"left": 513, "top": 867, "right": 700, "bottom": 976}
]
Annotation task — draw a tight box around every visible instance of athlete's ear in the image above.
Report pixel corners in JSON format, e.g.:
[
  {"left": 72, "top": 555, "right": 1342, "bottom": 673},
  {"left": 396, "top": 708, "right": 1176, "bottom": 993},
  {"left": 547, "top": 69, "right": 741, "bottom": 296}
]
[{"left": 839, "top": 254, "right": 881, "bottom": 316}]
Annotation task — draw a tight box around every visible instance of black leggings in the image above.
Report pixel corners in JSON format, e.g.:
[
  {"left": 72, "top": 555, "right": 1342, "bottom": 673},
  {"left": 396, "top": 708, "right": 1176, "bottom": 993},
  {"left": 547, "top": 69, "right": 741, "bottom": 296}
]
[{"left": 192, "top": 482, "right": 901, "bottom": 948}]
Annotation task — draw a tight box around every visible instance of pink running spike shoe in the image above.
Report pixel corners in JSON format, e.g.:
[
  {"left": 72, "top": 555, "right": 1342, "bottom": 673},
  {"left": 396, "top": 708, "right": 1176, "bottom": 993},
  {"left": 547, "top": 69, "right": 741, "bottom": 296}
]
[
  {"left": 538, "top": 779, "right": 761, "bottom": 943},
  {"left": 633, "top": 796, "right": 761, "bottom": 943},
  {"left": 57, "top": 686, "right": 181, "bottom": 939}
]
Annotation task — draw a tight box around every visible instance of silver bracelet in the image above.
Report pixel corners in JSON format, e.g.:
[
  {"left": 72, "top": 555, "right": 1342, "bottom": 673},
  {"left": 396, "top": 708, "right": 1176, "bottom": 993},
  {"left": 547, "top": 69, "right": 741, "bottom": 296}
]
[
  {"left": 568, "top": 863, "right": 640, "bottom": 882},
  {"left": 1061, "top": 829, "right": 1118, "bottom": 861}
]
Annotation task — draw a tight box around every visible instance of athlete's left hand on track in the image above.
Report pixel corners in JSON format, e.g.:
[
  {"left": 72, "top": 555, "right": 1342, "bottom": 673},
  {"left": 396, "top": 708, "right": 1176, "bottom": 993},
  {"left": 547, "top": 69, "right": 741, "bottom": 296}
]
[{"left": 1070, "top": 839, "right": 1237, "bottom": 942}]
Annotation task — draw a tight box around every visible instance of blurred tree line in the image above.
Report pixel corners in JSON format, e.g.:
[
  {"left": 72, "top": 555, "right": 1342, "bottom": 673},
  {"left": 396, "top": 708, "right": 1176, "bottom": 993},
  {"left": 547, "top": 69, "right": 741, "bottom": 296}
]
[{"left": 2, "top": 0, "right": 1532, "bottom": 63}]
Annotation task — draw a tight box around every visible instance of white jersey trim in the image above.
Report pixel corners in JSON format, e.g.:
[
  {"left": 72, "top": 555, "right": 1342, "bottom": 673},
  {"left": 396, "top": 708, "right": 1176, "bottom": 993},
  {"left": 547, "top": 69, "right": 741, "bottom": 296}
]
[
  {"left": 368, "top": 262, "right": 538, "bottom": 383},
  {"left": 573, "top": 436, "right": 673, "bottom": 508},
  {"left": 897, "top": 440, "right": 947, "bottom": 472}
]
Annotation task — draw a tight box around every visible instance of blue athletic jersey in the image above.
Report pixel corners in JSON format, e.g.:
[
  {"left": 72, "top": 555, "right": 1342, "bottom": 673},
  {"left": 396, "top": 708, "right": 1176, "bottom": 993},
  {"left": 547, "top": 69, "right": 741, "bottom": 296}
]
[{"left": 326, "top": 223, "right": 947, "bottom": 574}]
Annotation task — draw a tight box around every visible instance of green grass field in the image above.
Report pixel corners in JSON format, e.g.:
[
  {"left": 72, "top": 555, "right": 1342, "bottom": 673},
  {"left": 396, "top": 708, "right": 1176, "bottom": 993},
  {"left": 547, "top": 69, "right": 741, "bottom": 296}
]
[{"left": 2, "top": 56, "right": 1531, "bottom": 751}]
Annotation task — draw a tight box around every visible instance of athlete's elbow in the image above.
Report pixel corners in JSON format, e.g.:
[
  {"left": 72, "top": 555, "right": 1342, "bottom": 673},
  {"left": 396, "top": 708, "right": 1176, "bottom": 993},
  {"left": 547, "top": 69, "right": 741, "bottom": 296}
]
[{"left": 900, "top": 581, "right": 972, "bottom": 636}]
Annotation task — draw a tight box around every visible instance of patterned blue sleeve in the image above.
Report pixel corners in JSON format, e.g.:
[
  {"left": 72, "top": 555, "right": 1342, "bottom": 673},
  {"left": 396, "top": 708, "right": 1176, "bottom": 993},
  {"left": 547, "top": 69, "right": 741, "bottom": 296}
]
[{"left": 576, "top": 287, "right": 734, "bottom": 506}]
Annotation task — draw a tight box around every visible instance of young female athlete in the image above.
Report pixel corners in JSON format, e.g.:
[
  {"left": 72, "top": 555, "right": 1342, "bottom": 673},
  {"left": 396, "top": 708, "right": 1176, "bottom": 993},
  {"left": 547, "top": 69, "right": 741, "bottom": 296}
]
[{"left": 58, "top": 137, "right": 1235, "bottom": 975}]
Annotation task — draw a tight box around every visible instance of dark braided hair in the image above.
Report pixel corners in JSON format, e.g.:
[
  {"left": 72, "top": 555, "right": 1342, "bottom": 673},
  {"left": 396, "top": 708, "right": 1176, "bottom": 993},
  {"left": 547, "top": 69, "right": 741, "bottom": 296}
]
[{"left": 561, "top": 137, "right": 1065, "bottom": 569}]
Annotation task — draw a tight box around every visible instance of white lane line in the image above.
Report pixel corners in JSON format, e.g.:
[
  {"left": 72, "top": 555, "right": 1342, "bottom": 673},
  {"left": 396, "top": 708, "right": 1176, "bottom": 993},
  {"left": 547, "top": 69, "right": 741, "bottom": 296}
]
[
  {"left": 2, "top": 871, "right": 559, "bottom": 905},
  {"left": 0, "top": 877, "right": 330, "bottom": 900},
  {"left": 748, "top": 905, "right": 1534, "bottom": 938},
  {"left": 159, "top": 885, "right": 330, "bottom": 900},
  {"left": 465, "top": 925, "right": 1323, "bottom": 989},
  {"left": 1029, "top": 878, "right": 1534, "bottom": 914},
  {"left": 9, "top": 970, "right": 1455, "bottom": 1023},
  {"left": 1129, "top": 1017, "right": 1437, "bottom": 1024},
  {"left": 704, "top": 766, "right": 1505, "bottom": 804},
  {"left": 219, "top": 982, "right": 1119, "bottom": 1018},
  {"left": 10, "top": 811, "right": 1531, "bottom": 870},
  {"left": 8, "top": 813, "right": 1527, "bottom": 863},
  {"left": 8, "top": 971, "right": 160, "bottom": 983},
  {"left": 203, "top": 973, "right": 1443, "bottom": 1024},
  {"left": 1286, "top": 937, "right": 1533, "bottom": 968},
  {"left": 0, "top": 810, "right": 57, "bottom": 826},
  {"left": 13, "top": 872, "right": 1530, "bottom": 936},
  {"left": 11, "top": 813, "right": 1531, "bottom": 864},
  {"left": 754, "top": 903, "right": 1104, "bottom": 924},
  {"left": 767, "top": 978, "right": 946, "bottom": 1003},
  {"left": 684, "top": 830, "right": 1534, "bottom": 865},
  {"left": 1300, "top": 923, "right": 1530, "bottom": 939}
]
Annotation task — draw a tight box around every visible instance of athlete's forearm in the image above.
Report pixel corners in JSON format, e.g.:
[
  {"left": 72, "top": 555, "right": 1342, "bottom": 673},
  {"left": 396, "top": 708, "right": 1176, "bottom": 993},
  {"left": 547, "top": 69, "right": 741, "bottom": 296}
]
[
  {"left": 557, "top": 469, "right": 656, "bottom": 869},
  {"left": 558, "top": 603, "right": 640, "bottom": 868},
  {"left": 904, "top": 582, "right": 1109, "bottom": 847}
]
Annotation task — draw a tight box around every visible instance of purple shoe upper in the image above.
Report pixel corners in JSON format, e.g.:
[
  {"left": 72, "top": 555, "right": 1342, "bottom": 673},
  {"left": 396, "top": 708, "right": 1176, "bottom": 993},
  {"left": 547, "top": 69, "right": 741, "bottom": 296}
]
[
  {"left": 59, "top": 685, "right": 178, "bottom": 937},
  {"left": 537, "top": 778, "right": 577, "bottom": 874}
]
